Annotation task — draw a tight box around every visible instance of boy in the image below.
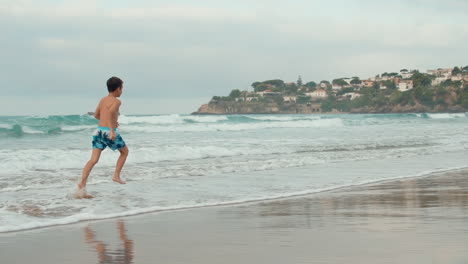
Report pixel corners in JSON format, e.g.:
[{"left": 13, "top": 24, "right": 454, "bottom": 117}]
[{"left": 77, "top": 76, "right": 129, "bottom": 192}]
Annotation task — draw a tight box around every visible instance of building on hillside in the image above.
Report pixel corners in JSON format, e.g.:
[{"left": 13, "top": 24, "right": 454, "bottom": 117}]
[
  {"left": 332, "top": 84, "right": 343, "bottom": 90},
  {"left": 427, "top": 68, "right": 453, "bottom": 78},
  {"left": 256, "top": 89, "right": 281, "bottom": 97},
  {"left": 306, "top": 89, "right": 328, "bottom": 99},
  {"left": 398, "top": 80, "right": 413, "bottom": 91},
  {"left": 255, "top": 90, "right": 270, "bottom": 96},
  {"left": 451, "top": 75, "right": 463, "bottom": 81},
  {"left": 343, "top": 92, "right": 361, "bottom": 100},
  {"left": 246, "top": 97, "right": 259, "bottom": 102},
  {"left": 401, "top": 72, "right": 414, "bottom": 79},
  {"left": 362, "top": 80, "right": 375, "bottom": 87},
  {"left": 283, "top": 96, "right": 297, "bottom": 103}
]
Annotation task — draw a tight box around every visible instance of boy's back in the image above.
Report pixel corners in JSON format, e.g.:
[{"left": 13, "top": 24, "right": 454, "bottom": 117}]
[{"left": 95, "top": 96, "right": 121, "bottom": 129}]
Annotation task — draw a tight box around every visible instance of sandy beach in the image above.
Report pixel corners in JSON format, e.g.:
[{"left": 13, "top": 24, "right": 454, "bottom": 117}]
[{"left": 2, "top": 169, "right": 468, "bottom": 264}]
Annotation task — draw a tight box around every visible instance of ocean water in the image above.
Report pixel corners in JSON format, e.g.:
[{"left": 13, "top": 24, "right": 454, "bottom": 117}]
[{"left": 1, "top": 113, "right": 468, "bottom": 232}]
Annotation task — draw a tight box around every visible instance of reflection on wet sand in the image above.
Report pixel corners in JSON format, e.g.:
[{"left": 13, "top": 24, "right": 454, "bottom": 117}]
[
  {"left": 84, "top": 220, "right": 134, "bottom": 264},
  {"left": 247, "top": 170, "right": 468, "bottom": 230}
]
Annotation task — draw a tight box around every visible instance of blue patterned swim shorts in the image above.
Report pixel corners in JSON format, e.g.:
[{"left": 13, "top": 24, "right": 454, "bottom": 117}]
[{"left": 92, "top": 126, "right": 126, "bottom": 151}]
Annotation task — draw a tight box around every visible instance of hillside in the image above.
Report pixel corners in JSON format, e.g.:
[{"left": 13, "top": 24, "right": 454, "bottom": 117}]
[{"left": 193, "top": 66, "right": 468, "bottom": 115}]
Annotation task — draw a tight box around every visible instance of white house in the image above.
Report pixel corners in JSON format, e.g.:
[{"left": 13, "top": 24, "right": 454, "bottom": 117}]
[
  {"left": 398, "top": 80, "right": 414, "bottom": 91},
  {"left": 332, "top": 84, "right": 343, "bottom": 90},
  {"left": 427, "top": 68, "right": 453, "bottom": 78},
  {"left": 246, "top": 97, "right": 258, "bottom": 102},
  {"left": 362, "top": 80, "right": 375, "bottom": 87},
  {"left": 255, "top": 89, "right": 277, "bottom": 97},
  {"left": 401, "top": 72, "right": 414, "bottom": 79},
  {"left": 343, "top": 92, "right": 361, "bottom": 100},
  {"left": 306, "top": 89, "right": 328, "bottom": 98},
  {"left": 283, "top": 96, "right": 297, "bottom": 103}
]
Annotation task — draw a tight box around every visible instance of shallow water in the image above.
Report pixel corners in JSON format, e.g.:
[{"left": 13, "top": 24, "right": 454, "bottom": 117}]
[{"left": 1, "top": 113, "right": 468, "bottom": 232}]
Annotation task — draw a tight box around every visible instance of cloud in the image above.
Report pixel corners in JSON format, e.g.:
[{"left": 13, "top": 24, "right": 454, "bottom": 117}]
[
  {"left": 0, "top": 1, "right": 256, "bottom": 24},
  {"left": 0, "top": 0, "right": 467, "bottom": 114}
]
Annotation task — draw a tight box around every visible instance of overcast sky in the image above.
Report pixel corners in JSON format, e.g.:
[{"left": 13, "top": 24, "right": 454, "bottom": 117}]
[{"left": 1, "top": 0, "right": 467, "bottom": 115}]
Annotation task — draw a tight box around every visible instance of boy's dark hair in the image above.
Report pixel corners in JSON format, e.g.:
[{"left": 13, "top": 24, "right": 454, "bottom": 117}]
[{"left": 107, "top": 76, "right": 123, "bottom": 92}]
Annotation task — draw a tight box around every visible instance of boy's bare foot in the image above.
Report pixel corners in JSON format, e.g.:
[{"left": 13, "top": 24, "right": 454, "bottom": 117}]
[
  {"left": 74, "top": 188, "right": 94, "bottom": 199},
  {"left": 112, "top": 177, "right": 126, "bottom": 184},
  {"left": 77, "top": 182, "right": 85, "bottom": 190}
]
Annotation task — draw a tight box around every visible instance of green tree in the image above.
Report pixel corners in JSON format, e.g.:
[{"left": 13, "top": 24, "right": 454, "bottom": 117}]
[
  {"left": 337, "top": 87, "right": 354, "bottom": 96},
  {"left": 381, "top": 80, "right": 396, "bottom": 90},
  {"left": 251, "top": 82, "right": 261, "bottom": 89},
  {"left": 435, "top": 86, "right": 448, "bottom": 97},
  {"left": 285, "top": 82, "right": 298, "bottom": 94},
  {"left": 305, "top": 81, "right": 317, "bottom": 89},
  {"left": 382, "top": 72, "right": 398, "bottom": 77},
  {"left": 229, "top": 89, "right": 241, "bottom": 98},
  {"left": 271, "top": 94, "right": 284, "bottom": 105},
  {"left": 452, "top": 67, "right": 462, "bottom": 75},
  {"left": 411, "top": 72, "right": 432, "bottom": 87},
  {"left": 441, "top": 79, "right": 454, "bottom": 87},
  {"left": 254, "top": 83, "right": 270, "bottom": 92},
  {"left": 262, "top": 79, "right": 285, "bottom": 87},
  {"left": 336, "top": 100, "right": 351, "bottom": 112},
  {"left": 321, "top": 98, "right": 335, "bottom": 112},
  {"left": 461, "top": 90, "right": 468, "bottom": 108},
  {"left": 350, "top": 78, "right": 361, "bottom": 85},
  {"left": 332, "top": 78, "right": 348, "bottom": 86},
  {"left": 413, "top": 86, "right": 434, "bottom": 107},
  {"left": 297, "top": 75, "right": 303, "bottom": 87}
]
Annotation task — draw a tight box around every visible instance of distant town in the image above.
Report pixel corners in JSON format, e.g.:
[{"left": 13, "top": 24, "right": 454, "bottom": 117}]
[{"left": 193, "top": 66, "right": 468, "bottom": 114}]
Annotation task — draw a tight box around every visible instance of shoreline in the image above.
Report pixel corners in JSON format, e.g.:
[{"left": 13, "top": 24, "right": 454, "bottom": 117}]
[
  {"left": 2, "top": 165, "right": 467, "bottom": 235},
  {"left": 2, "top": 167, "right": 468, "bottom": 263},
  {"left": 191, "top": 110, "right": 468, "bottom": 115}
]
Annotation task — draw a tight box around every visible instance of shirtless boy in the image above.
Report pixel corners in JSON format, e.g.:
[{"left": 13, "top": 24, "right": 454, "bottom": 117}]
[{"left": 78, "top": 76, "right": 129, "bottom": 191}]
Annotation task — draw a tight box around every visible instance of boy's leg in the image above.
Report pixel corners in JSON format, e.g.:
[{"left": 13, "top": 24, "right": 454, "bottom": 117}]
[
  {"left": 78, "top": 148, "right": 103, "bottom": 189},
  {"left": 112, "top": 146, "right": 129, "bottom": 184}
]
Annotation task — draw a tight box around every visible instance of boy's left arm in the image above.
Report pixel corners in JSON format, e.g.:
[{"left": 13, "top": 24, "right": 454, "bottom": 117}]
[
  {"left": 109, "top": 99, "right": 121, "bottom": 140},
  {"left": 94, "top": 102, "right": 101, "bottom": 120}
]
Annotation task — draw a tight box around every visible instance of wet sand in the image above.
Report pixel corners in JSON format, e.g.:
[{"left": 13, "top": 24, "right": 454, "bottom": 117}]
[{"left": 2, "top": 170, "right": 468, "bottom": 264}]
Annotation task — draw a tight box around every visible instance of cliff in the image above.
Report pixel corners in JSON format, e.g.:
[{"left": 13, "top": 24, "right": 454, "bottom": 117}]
[
  {"left": 192, "top": 101, "right": 328, "bottom": 115},
  {"left": 192, "top": 100, "right": 466, "bottom": 115}
]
